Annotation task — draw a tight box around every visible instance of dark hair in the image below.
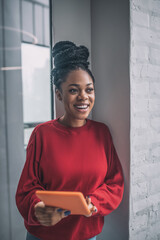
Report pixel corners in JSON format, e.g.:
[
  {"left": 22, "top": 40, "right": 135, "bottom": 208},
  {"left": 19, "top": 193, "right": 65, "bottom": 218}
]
[{"left": 51, "top": 41, "right": 95, "bottom": 90}]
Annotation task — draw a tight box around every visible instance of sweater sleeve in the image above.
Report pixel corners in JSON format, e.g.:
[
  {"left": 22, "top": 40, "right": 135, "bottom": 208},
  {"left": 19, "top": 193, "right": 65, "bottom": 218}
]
[
  {"left": 89, "top": 127, "right": 124, "bottom": 217},
  {"left": 15, "top": 129, "right": 45, "bottom": 226}
]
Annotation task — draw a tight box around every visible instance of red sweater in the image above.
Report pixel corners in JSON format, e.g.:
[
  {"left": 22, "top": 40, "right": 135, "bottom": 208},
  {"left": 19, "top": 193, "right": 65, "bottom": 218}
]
[{"left": 16, "top": 119, "right": 124, "bottom": 240}]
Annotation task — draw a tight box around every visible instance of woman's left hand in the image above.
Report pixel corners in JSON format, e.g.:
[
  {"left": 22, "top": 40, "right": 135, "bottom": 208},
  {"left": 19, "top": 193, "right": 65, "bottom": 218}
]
[{"left": 85, "top": 196, "right": 97, "bottom": 217}]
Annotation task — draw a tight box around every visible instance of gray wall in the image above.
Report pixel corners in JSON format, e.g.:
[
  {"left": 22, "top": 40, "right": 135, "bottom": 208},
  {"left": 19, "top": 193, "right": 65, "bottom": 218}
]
[
  {"left": 91, "top": 1, "right": 130, "bottom": 239},
  {"left": 52, "top": 0, "right": 91, "bottom": 118}
]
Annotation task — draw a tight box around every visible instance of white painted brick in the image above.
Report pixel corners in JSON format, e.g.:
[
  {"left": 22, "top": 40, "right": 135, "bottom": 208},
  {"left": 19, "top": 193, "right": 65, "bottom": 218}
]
[
  {"left": 136, "top": 63, "right": 160, "bottom": 78},
  {"left": 132, "top": 26, "right": 160, "bottom": 46},
  {"left": 152, "top": 202, "right": 160, "bottom": 212},
  {"left": 132, "top": 197, "right": 149, "bottom": 213},
  {"left": 133, "top": 132, "right": 150, "bottom": 148},
  {"left": 131, "top": 140, "right": 149, "bottom": 153},
  {"left": 130, "top": 0, "right": 151, "bottom": 11},
  {"left": 132, "top": 182, "right": 148, "bottom": 201},
  {"left": 151, "top": 0, "right": 160, "bottom": 13},
  {"left": 132, "top": 45, "right": 149, "bottom": 61},
  {"left": 131, "top": 62, "right": 142, "bottom": 77},
  {"left": 132, "top": 26, "right": 150, "bottom": 42},
  {"left": 131, "top": 0, "right": 160, "bottom": 13},
  {"left": 143, "top": 64, "right": 160, "bottom": 78},
  {"left": 131, "top": 165, "right": 146, "bottom": 183},
  {"left": 150, "top": 116, "right": 160, "bottom": 132},
  {"left": 149, "top": 145, "right": 160, "bottom": 162},
  {"left": 150, "top": 203, "right": 160, "bottom": 224},
  {"left": 149, "top": 131, "right": 160, "bottom": 145},
  {"left": 132, "top": 149, "right": 149, "bottom": 165},
  {"left": 148, "top": 192, "right": 160, "bottom": 208},
  {"left": 150, "top": 14, "right": 160, "bottom": 31},
  {"left": 131, "top": 163, "right": 160, "bottom": 184},
  {"left": 130, "top": 213, "right": 148, "bottom": 233},
  {"left": 147, "top": 221, "right": 160, "bottom": 238},
  {"left": 132, "top": 81, "right": 149, "bottom": 98},
  {"left": 129, "top": 231, "right": 147, "bottom": 240},
  {"left": 139, "top": 64, "right": 150, "bottom": 78},
  {"left": 150, "top": 48, "right": 160, "bottom": 63},
  {"left": 131, "top": 63, "right": 160, "bottom": 78},
  {"left": 130, "top": 1, "right": 160, "bottom": 238},
  {"left": 144, "top": 163, "right": 160, "bottom": 179},
  {"left": 132, "top": 10, "right": 149, "bottom": 27},
  {"left": 146, "top": 232, "right": 159, "bottom": 240},
  {"left": 149, "top": 29, "right": 160, "bottom": 46},
  {"left": 131, "top": 113, "right": 150, "bottom": 128},
  {"left": 132, "top": 98, "right": 149, "bottom": 113},
  {"left": 149, "top": 208, "right": 160, "bottom": 225},
  {"left": 133, "top": 130, "right": 160, "bottom": 150},
  {"left": 149, "top": 99, "right": 160, "bottom": 112},
  {"left": 149, "top": 176, "right": 160, "bottom": 195},
  {"left": 131, "top": 111, "right": 150, "bottom": 119},
  {"left": 150, "top": 82, "right": 160, "bottom": 98}
]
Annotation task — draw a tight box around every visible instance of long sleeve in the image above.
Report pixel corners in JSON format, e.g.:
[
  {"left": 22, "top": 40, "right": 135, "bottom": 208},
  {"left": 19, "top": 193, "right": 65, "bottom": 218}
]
[
  {"left": 15, "top": 119, "right": 124, "bottom": 240},
  {"left": 89, "top": 128, "right": 124, "bottom": 217},
  {"left": 15, "top": 130, "right": 45, "bottom": 226}
]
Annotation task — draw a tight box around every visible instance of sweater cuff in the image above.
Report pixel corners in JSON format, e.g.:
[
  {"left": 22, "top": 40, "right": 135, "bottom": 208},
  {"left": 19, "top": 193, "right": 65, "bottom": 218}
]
[
  {"left": 89, "top": 195, "right": 99, "bottom": 216},
  {"left": 28, "top": 198, "right": 41, "bottom": 225}
]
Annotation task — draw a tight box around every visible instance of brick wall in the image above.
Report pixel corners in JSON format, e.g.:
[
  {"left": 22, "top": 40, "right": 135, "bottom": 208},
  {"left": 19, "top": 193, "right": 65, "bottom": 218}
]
[{"left": 130, "top": 0, "right": 160, "bottom": 239}]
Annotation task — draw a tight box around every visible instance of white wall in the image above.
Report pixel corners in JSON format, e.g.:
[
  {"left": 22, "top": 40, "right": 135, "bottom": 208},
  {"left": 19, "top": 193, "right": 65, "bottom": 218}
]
[
  {"left": 91, "top": 1, "right": 130, "bottom": 239},
  {"left": 129, "top": 0, "right": 160, "bottom": 239},
  {"left": 52, "top": 0, "right": 91, "bottom": 118}
]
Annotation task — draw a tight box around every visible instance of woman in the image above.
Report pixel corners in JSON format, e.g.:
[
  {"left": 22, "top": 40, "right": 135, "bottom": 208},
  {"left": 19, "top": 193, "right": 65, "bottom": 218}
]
[{"left": 16, "top": 41, "right": 124, "bottom": 240}]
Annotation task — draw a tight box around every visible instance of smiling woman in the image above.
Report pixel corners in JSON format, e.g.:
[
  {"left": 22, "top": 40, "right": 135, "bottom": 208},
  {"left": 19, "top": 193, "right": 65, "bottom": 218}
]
[
  {"left": 51, "top": 41, "right": 96, "bottom": 128},
  {"left": 56, "top": 69, "right": 95, "bottom": 127},
  {"left": 16, "top": 41, "right": 124, "bottom": 240}
]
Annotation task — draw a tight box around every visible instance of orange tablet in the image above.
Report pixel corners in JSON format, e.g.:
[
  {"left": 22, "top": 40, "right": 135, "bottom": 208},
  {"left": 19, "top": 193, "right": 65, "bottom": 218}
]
[{"left": 36, "top": 191, "right": 91, "bottom": 216}]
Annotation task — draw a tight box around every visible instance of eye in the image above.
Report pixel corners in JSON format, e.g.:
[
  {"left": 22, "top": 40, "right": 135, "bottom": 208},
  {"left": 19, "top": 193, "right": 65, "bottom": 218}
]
[
  {"left": 69, "top": 88, "right": 78, "bottom": 94},
  {"left": 86, "top": 88, "right": 94, "bottom": 93}
]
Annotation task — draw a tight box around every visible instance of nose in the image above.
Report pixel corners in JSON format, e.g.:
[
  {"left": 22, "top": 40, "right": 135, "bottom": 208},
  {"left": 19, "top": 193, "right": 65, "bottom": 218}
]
[
  {"left": 78, "top": 90, "right": 88, "bottom": 100},
  {"left": 77, "top": 90, "right": 88, "bottom": 100}
]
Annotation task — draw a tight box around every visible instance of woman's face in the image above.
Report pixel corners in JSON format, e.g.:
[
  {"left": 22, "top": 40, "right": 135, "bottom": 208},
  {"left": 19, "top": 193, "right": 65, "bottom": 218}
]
[{"left": 56, "top": 69, "right": 95, "bottom": 124}]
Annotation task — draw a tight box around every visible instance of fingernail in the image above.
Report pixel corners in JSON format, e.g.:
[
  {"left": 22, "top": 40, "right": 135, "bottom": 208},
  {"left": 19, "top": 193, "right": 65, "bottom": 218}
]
[
  {"left": 57, "top": 208, "right": 63, "bottom": 212},
  {"left": 94, "top": 207, "right": 98, "bottom": 212},
  {"left": 64, "top": 210, "right": 71, "bottom": 216}
]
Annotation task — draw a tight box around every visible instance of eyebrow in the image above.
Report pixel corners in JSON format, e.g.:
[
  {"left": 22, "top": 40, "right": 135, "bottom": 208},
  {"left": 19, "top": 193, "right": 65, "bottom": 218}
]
[{"left": 68, "top": 83, "right": 93, "bottom": 87}]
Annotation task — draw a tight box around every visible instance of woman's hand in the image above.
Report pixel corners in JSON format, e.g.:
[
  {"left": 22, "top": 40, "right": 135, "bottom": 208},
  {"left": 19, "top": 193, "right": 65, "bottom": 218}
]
[
  {"left": 85, "top": 196, "right": 98, "bottom": 217},
  {"left": 34, "top": 201, "right": 71, "bottom": 226}
]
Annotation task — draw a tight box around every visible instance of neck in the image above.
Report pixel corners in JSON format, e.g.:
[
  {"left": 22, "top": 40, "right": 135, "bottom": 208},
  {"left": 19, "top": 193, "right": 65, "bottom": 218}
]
[{"left": 59, "top": 115, "right": 86, "bottom": 128}]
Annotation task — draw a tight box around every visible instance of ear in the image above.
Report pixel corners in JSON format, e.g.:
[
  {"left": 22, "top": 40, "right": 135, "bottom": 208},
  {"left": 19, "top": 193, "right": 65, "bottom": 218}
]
[{"left": 55, "top": 89, "right": 62, "bottom": 101}]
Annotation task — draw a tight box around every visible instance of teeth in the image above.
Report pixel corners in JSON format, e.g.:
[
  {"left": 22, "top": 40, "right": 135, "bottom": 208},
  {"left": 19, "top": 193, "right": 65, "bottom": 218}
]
[{"left": 75, "top": 105, "right": 88, "bottom": 109}]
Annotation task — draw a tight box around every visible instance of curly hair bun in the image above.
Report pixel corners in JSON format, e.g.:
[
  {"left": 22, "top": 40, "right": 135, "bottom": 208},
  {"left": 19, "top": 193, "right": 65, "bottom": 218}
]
[{"left": 52, "top": 41, "right": 89, "bottom": 69}]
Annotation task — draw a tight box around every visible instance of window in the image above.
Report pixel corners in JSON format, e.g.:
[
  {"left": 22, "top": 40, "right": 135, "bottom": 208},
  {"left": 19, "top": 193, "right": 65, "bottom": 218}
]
[
  {"left": 21, "top": 43, "right": 51, "bottom": 146},
  {"left": 20, "top": 0, "right": 53, "bottom": 147}
]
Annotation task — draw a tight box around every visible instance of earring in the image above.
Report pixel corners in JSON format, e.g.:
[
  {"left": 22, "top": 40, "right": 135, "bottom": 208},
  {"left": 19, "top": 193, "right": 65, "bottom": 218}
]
[{"left": 59, "top": 95, "right": 63, "bottom": 101}]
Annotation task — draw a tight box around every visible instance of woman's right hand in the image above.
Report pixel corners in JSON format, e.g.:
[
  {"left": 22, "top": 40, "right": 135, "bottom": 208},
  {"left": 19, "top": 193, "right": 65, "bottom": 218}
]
[{"left": 34, "top": 201, "right": 71, "bottom": 226}]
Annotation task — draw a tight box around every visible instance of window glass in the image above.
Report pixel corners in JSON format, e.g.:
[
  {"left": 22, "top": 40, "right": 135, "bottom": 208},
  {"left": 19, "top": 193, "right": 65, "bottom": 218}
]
[
  {"left": 21, "top": 43, "right": 51, "bottom": 146},
  {"left": 35, "top": 0, "right": 49, "bottom": 5},
  {"left": 22, "top": 1, "right": 34, "bottom": 42},
  {"left": 44, "top": 7, "right": 50, "bottom": 45},
  {"left": 35, "top": 4, "right": 43, "bottom": 44}
]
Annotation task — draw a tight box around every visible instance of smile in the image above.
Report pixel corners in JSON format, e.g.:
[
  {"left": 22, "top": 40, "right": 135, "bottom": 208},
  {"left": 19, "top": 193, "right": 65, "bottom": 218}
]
[{"left": 74, "top": 104, "right": 89, "bottom": 112}]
